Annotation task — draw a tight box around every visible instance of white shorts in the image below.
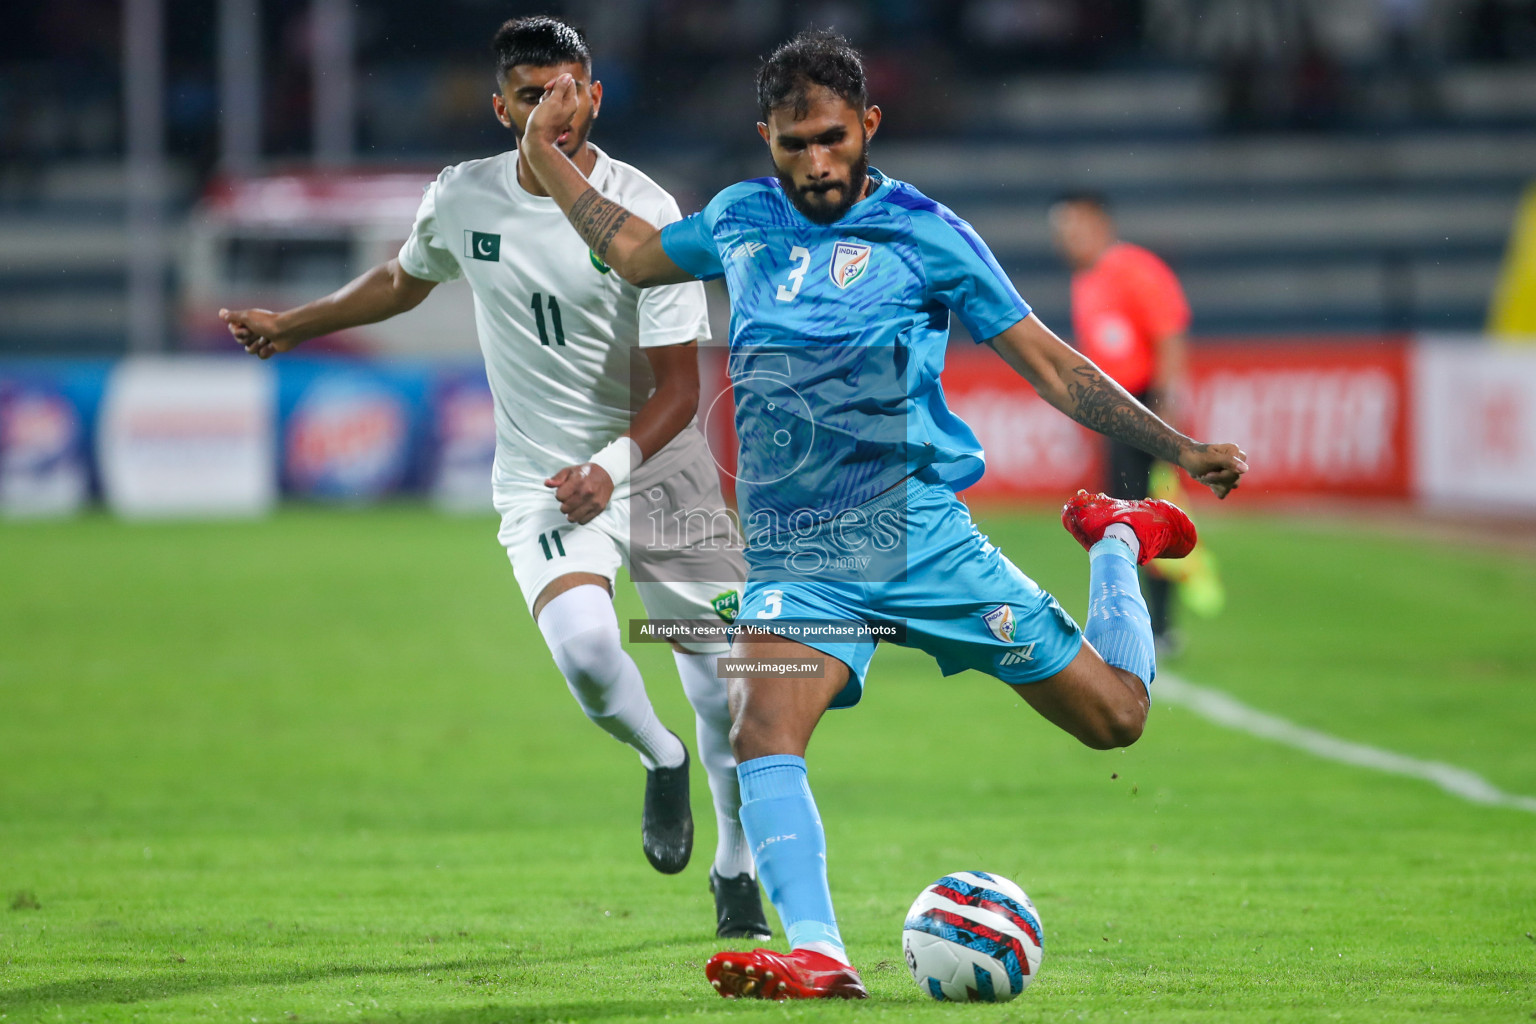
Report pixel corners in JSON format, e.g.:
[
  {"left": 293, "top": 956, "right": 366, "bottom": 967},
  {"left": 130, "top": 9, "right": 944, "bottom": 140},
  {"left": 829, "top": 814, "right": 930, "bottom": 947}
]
[{"left": 493, "top": 452, "right": 746, "bottom": 654}]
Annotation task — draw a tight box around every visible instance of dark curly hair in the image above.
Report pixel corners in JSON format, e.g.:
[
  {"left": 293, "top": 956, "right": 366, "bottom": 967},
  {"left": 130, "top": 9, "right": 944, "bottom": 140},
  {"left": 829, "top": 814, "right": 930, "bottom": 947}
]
[
  {"left": 756, "top": 28, "right": 868, "bottom": 120},
  {"left": 493, "top": 15, "right": 590, "bottom": 82}
]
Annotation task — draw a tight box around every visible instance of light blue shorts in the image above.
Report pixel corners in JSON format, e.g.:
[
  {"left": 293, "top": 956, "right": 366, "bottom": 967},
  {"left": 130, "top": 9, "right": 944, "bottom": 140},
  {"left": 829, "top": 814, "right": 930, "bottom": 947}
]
[{"left": 735, "top": 475, "right": 1083, "bottom": 708}]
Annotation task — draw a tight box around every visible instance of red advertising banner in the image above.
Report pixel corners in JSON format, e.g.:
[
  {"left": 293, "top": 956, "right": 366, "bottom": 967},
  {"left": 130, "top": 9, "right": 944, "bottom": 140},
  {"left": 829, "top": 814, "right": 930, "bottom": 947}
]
[
  {"left": 1180, "top": 338, "right": 1412, "bottom": 500},
  {"left": 940, "top": 337, "right": 1413, "bottom": 502}
]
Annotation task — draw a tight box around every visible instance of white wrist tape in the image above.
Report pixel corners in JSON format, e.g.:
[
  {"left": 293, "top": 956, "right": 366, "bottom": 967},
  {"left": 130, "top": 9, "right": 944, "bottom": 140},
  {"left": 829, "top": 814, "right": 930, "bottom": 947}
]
[{"left": 588, "top": 436, "right": 641, "bottom": 491}]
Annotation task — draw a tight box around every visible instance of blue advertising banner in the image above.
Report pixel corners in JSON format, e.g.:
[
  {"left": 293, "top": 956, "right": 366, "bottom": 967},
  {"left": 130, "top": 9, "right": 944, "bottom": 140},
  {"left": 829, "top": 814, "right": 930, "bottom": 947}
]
[
  {"left": 0, "top": 357, "right": 497, "bottom": 512},
  {"left": 429, "top": 366, "right": 495, "bottom": 512},
  {"left": 0, "top": 360, "right": 112, "bottom": 516},
  {"left": 275, "top": 358, "right": 436, "bottom": 501}
]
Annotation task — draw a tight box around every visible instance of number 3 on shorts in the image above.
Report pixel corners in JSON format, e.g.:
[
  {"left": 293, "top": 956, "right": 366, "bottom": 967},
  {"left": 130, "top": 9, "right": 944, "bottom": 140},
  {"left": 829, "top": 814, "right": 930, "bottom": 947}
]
[
  {"left": 776, "top": 247, "right": 811, "bottom": 303},
  {"left": 755, "top": 589, "right": 784, "bottom": 619}
]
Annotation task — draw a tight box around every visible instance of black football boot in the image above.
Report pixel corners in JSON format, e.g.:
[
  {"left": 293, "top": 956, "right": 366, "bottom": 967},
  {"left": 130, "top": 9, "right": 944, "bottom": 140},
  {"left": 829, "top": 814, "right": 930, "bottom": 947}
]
[
  {"left": 642, "top": 738, "right": 692, "bottom": 874},
  {"left": 710, "top": 868, "right": 772, "bottom": 940}
]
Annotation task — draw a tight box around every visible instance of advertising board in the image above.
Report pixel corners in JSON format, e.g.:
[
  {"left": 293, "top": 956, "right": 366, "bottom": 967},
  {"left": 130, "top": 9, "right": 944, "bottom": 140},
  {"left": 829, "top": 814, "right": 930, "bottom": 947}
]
[
  {"left": 941, "top": 337, "right": 1412, "bottom": 502},
  {"left": 1414, "top": 341, "right": 1536, "bottom": 510},
  {"left": 0, "top": 361, "right": 108, "bottom": 518},
  {"left": 97, "top": 358, "right": 275, "bottom": 517}
]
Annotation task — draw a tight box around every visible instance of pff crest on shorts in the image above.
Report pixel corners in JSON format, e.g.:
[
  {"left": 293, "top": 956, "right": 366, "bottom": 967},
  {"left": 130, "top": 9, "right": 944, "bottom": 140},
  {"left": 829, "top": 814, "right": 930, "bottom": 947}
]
[{"left": 711, "top": 589, "right": 741, "bottom": 623}]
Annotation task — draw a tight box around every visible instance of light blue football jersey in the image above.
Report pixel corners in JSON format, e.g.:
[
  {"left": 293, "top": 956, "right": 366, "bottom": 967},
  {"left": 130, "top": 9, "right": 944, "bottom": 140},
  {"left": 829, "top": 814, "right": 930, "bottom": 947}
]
[{"left": 660, "top": 169, "right": 1030, "bottom": 527}]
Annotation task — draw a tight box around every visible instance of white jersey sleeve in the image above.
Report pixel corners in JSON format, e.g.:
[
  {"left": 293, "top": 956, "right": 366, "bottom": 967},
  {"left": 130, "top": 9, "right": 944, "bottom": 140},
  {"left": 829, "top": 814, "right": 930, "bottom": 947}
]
[
  {"left": 634, "top": 192, "right": 711, "bottom": 349},
  {"left": 398, "top": 176, "right": 464, "bottom": 283}
]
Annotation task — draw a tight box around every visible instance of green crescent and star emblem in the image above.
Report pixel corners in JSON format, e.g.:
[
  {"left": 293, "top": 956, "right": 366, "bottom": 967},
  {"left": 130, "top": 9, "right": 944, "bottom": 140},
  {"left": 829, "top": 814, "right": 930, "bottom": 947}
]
[
  {"left": 464, "top": 230, "right": 500, "bottom": 262},
  {"left": 464, "top": 230, "right": 607, "bottom": 274}
]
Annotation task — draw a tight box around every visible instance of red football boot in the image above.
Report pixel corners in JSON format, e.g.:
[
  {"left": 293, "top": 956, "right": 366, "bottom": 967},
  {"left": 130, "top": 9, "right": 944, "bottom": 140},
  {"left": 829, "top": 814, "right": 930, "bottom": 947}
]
[
  {"left": 1061, "top": 489, "right": 1197, "bottom": 565},
  {"left": 705, "top": 948, "right": 868, "bottom": 1000}
]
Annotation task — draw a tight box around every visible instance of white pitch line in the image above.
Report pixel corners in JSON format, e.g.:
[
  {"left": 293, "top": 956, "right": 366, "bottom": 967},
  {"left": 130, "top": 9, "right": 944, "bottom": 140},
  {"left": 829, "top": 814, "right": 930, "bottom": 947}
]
[{"left": 1157, "top": 674, "right": 1536, "bottom": 815}]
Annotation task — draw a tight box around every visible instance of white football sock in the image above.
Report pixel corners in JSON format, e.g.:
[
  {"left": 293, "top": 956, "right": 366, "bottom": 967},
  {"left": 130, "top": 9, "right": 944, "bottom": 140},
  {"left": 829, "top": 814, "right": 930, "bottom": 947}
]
[
  {"left": 1104, "top": 522, "right": 1140, "bottom": 561},
  {"left": 537, "top": 585, "right": 686, "bottom": 771},
  {"left": 673, "top": 649, "right": 755, "bottom": 879},
  {"left": 801, "top": 940, "right": 852, "bottom": 965}
]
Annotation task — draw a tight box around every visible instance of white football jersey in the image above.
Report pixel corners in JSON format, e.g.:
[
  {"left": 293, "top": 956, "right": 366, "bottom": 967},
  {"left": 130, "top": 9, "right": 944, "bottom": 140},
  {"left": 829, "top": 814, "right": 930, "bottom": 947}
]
[{"left": 398, "top": 146, "right": 711, "bottom": 487}]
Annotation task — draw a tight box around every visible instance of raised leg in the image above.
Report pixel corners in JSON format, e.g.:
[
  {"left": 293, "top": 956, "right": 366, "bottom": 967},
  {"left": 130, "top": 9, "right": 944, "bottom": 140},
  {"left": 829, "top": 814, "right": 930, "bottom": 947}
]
[{"left": 1011, "top": 641, "right": 1149, "bottom": 750}]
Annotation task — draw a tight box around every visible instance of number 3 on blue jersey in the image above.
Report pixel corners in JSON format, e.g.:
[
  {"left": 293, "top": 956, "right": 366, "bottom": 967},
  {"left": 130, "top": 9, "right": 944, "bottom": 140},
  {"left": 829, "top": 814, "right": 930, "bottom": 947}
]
[
  {"left": 776, "top": 246, "right": 811, "bottom": 302},
  {"left": 755, "top": 589, "right": 784, "bottom": 618}
]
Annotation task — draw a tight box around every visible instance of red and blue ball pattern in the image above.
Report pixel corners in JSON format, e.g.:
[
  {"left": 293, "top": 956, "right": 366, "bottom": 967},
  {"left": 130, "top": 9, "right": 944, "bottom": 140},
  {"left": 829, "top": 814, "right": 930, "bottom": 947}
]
[{"left": 902, "top": 871, "right": 1044, "bottom": 1002}]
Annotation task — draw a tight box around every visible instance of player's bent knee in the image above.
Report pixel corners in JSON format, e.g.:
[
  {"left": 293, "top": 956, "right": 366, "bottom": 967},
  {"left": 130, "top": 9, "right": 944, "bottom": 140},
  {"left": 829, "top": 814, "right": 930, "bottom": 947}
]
[
  {"left": 1103, "top": 708, "right": 1147, "bottom": 749},
  {"left": 551, "top": 626, "right": 628, "bottom": 714},
  {"left": 1079, "top": 700, "right": 1147, "bottom": 750},
  {"left": 1015, "top": 650, "right": 1149, "bottom": 750},
  {"left": 723, "top": 681, "right": 826, "bottom": 762},
  {"left": 726, "top": 703, "right": 774, "bottom": 761}
]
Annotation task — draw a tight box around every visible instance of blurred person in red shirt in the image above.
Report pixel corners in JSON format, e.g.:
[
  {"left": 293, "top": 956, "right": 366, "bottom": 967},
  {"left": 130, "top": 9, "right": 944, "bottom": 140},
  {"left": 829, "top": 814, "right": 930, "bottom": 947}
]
[{"left": 1051, "top": 192, "right": 1190, "bottom": 650}]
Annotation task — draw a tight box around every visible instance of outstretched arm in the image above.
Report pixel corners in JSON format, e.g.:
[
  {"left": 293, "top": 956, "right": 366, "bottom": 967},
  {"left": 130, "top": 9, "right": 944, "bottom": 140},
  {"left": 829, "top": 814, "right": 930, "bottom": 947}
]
[
  {"left": 521, "top": 74, "right": 694, "bottom": 288},
  {"left": 987, "top": 314, "right": 1248, "bottom": 498},
  {"left": 221, "top": 258, "right": 436, "bottom": 359}
]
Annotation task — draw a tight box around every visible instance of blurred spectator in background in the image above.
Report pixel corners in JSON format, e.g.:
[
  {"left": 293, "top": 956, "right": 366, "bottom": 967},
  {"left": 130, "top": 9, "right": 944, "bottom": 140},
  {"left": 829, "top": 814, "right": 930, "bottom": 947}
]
[
  {"left": 1050, "top": 192, "right": 1190, "bottom": 650},
  {"left": 1377, "top": 0, "right": 1441, "bottom": 118}
]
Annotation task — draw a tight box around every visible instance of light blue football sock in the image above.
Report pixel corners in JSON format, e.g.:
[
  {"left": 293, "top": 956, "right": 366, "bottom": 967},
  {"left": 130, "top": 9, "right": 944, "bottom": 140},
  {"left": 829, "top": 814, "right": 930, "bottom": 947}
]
[
  {"left": 1086, "top": 537, "right": 1157, "bottom": 694},
  {"left": 736, "top": 754, "right": 846, "bottom": 962}
]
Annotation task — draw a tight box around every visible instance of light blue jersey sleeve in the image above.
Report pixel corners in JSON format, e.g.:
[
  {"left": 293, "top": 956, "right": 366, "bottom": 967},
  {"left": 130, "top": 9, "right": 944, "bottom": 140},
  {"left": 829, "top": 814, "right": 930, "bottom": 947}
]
[
  {"left": 904, "top": 205, "right": 1031, "bottom": 343},
  {"left": 659, "top": 211, "right": 723, "bottom": 281},
  {"left": 660, "top": 180, "right": 779, "bottom": 282}
]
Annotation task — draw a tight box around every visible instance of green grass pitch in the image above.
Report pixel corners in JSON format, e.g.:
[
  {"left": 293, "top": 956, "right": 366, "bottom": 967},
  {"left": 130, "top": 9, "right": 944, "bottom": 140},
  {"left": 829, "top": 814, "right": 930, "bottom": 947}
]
[{"left": 2, "top": 506, "right": 1533, "bottom": 1023}]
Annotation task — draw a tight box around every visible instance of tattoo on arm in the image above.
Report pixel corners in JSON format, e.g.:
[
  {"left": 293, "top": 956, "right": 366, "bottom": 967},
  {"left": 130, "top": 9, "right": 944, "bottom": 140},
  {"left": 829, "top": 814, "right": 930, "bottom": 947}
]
[
  {"left": 1064, "top": 363, "right": 1192, "bottom": 464},
  {"left": 568, "top": 188, "right": 631, "bottom": 261}
]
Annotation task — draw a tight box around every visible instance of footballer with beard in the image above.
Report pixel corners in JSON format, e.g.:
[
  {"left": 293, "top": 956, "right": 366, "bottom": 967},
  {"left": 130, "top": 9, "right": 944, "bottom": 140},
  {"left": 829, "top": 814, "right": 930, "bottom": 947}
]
[{"left": 519, "top": 28, "right": 1248, "bottom": 999}]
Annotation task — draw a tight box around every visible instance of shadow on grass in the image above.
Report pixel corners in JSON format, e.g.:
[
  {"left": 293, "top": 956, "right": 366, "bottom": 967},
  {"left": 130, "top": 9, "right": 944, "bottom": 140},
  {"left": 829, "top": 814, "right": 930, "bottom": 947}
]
[
  {"left": 0, "top": 938, "right": 699, "bottom": 1013},
  {"left": 303, "top": 998, "right": 886, "bottom": 1023},
  {"left": 310, "top": 1001, "right": 706, "bottom": 1023}
]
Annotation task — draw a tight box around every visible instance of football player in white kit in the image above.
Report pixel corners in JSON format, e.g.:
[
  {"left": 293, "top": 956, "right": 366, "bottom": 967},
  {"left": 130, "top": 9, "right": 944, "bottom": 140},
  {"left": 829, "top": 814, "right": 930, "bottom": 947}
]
[{"left": 219, "top": 15, "right": 769, "bottom": 941}]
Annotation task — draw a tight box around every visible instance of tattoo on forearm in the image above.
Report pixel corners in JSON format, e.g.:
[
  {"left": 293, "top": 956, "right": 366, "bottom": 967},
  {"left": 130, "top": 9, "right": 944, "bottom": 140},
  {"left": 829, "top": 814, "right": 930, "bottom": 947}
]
[
  {"left": 569, "top": 188, "right": 631, "bottom": 261},
  {"left": 1065, "top": 364, "right": 1191, "bottom": 464}
]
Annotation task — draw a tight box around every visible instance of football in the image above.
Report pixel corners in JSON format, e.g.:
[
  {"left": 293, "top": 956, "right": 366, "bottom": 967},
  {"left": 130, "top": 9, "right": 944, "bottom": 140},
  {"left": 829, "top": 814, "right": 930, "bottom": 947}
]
[{"left": 902, "top": 871, "right": 1044, "bottom": 1002}]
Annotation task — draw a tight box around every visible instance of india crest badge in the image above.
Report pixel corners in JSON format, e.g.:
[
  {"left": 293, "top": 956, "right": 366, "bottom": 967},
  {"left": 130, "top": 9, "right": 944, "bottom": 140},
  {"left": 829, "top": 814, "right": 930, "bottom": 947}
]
[
  {"left": 982, "top": 604, "right": 1017, "bottom": 644},
  {"left": 828, "top": 241, "right": 873, "bottom": 289}
]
